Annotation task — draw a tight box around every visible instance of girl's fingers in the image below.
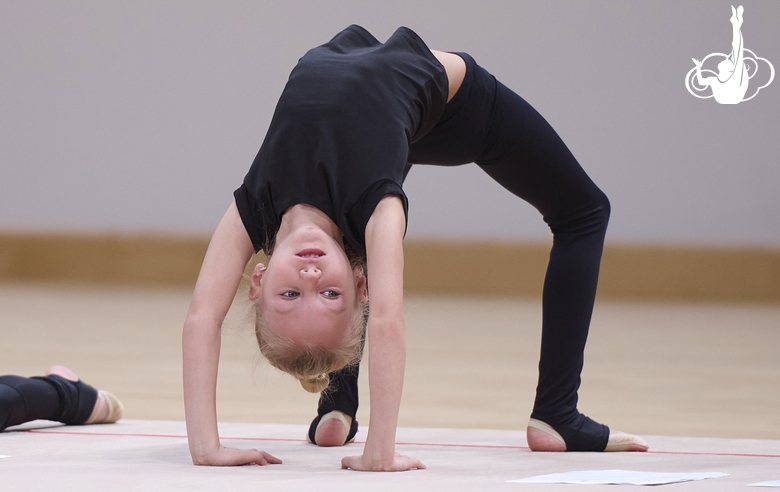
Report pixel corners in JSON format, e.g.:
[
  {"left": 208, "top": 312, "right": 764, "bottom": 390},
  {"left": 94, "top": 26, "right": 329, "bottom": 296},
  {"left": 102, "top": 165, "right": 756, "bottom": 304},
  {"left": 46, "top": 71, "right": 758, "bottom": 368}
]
[
  {"left": 397, "top": 455, "right": 426, "bottom": 470},
  {"left": 341, "top": 455, "right": 360, "bottom": 470},
  {"left": 198, "top": 446, "right": 282, "bottom": 466},
  {"left": 259, "top": 451, "right": 283, "bottom": 465}
]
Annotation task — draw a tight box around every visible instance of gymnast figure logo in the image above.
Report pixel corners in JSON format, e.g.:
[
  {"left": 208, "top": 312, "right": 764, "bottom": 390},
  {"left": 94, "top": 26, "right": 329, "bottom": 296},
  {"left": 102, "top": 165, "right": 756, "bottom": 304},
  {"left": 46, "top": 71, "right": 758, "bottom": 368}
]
[{"left": 685, "top": 5, "right": 774, "bottom": 104}]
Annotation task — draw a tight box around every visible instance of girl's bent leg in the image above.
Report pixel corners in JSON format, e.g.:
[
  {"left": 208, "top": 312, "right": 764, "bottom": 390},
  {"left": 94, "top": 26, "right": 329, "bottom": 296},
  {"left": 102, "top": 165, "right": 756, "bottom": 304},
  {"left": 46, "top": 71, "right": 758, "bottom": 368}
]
[
  {"left": 411, "top": 53, "right": 646, "bottom": 452},
  {"left": 475, "top": 82, "right": 612, "bottom": 451}
]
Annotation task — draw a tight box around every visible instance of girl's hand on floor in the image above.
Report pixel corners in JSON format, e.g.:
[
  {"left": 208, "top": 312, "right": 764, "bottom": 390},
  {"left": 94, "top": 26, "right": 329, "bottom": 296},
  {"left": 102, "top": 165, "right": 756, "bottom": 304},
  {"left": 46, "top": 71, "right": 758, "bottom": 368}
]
[
  {"left": 192, "top": 445, "right": 282, "bottom": 467},
  {"left": 341, "top": 453, "right": 426, "bottom": 472}
]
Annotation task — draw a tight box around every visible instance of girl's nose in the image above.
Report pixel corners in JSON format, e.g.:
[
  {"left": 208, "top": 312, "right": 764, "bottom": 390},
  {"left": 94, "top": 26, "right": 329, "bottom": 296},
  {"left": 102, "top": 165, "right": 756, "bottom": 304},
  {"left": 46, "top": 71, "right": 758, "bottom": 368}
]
[{"left": 300, "top": 266, "right": 322, "bottom": 279}]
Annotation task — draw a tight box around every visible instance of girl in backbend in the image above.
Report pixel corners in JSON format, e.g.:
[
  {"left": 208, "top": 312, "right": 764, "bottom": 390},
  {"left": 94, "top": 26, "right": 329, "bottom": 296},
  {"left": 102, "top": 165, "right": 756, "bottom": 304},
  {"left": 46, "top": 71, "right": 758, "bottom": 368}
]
[{"left": 182, "top": 24, "right": 647, "bottom": 471}]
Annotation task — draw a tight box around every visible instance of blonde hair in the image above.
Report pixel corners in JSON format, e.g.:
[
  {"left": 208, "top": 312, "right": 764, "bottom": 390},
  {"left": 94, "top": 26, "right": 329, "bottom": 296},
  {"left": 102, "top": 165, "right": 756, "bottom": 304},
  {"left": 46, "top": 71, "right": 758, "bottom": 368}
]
[{"left": 255, "top": 299, "right": 368, "bottom": 393}]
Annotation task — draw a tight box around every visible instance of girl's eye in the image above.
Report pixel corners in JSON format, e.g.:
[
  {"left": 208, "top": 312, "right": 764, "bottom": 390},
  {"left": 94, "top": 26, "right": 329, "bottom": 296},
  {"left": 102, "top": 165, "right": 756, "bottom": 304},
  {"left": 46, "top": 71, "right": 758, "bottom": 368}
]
[
  {"left": 322, "top": 290, "right": 339, "bottom": 298},
  {"left": 282, "top": 291, "right": 300, "bottom": 298}
]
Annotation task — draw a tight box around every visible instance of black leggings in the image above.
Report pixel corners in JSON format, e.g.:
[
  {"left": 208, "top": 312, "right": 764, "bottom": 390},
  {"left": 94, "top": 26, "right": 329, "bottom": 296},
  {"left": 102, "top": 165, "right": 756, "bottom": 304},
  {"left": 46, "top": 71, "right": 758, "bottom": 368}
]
[
  {"left": 0, "top": 374, "right": 98, "bottom": 431},
  {"left": 319, "top": 52, "right": 610, "bottom": 451}
]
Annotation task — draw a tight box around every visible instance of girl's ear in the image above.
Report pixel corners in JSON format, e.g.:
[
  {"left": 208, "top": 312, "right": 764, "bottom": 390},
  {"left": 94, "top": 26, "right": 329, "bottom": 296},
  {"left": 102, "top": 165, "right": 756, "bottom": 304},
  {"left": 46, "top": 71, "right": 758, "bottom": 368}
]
[
  {"left": 354, "top": 265, "right": 368, "bottom": 302},
  {"left": 249, "top": 263, "right": 266, "bottom": 301}
]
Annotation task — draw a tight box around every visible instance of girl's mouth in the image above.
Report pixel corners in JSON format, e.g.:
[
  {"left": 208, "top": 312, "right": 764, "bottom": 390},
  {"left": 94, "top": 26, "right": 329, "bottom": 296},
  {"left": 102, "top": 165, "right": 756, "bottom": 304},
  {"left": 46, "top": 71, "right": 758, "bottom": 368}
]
[{"left": 296, "top": 248, "right": 325, "bottom": 258}]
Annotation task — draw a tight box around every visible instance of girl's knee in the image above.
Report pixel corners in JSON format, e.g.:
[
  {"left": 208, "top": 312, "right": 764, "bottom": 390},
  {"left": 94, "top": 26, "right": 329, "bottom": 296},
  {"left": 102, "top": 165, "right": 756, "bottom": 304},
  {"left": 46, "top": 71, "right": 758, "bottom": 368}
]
[
  {"left": 587, "top": 190, "right": 611, "bottom": 235},
  {"left": 548, "top": 189, "right": 610, "bottom": 236},
  {"left": 595, "top": 190, "right": 611, "bottom": 225}
]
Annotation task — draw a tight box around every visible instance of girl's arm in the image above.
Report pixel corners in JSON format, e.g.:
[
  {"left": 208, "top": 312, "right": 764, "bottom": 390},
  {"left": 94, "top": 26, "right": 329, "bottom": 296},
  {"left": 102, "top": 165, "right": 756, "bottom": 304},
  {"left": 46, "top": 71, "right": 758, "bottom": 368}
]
[
  {"left": 182, "top": 200, "right": 281, "bottom": 466},
  {"left": 341, "top": 195, "right": 425, "bottom": 472}
]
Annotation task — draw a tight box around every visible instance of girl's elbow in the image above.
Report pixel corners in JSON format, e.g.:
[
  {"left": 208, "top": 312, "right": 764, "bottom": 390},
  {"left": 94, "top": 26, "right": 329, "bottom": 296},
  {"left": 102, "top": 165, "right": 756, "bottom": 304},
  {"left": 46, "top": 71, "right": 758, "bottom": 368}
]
[{"left": 368, "top": 316, "right": 406, "bottom": 340}]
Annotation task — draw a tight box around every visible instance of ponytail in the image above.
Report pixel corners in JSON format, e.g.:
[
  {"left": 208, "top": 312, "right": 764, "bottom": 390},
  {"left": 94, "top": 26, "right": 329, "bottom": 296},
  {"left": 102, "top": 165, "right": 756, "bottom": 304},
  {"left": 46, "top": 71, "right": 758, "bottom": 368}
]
[{"left": 299, "top": 373, "right": 330, "bottom": 393}]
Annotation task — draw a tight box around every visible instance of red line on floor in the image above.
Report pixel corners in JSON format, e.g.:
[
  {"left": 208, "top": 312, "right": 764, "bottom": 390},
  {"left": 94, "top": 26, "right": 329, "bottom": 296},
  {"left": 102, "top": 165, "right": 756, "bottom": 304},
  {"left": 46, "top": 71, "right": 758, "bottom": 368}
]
[
  {"left": 646, "top": 450, "right": 780, "bottom": 459},
  {"left": 22, "top": 429, "right": 780, "bottom": 459},
  {"left": 23, "top": 429, "right": 305, "bottom": 443}
]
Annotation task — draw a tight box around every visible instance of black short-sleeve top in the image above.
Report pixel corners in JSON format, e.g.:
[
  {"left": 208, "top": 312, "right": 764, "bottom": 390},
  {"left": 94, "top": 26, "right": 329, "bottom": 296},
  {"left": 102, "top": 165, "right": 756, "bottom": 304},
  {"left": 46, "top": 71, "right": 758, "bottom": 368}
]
[{"left": 234, "top": 25, "right": 448, "bottom": 254}]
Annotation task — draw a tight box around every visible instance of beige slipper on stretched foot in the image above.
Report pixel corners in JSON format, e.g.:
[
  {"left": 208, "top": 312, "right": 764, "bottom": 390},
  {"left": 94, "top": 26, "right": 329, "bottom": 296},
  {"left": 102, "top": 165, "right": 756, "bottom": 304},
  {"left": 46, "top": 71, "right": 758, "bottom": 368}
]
[
  {"left": 44, "top": 365, "right": 123, "bottom": 425},
  {"left": 528, "top": 418, "right": 649, "bottom": 452},
  {"left": 605, "top": 431, "right": 649, "bottom": 452},
  {"left": 85, "top": 390, "right": 124, "bottom": 425},
  {"left": 307, "top": 411, "right": 353, "bottom": 446},
  {"left": 527, "top": 418, "right": 567, "bottom": 451}
]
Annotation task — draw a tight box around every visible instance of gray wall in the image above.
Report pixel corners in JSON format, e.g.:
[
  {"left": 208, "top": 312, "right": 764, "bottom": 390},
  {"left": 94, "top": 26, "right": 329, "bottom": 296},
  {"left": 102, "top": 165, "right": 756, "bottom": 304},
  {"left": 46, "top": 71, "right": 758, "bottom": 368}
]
[{"left": 2, "top": 1, "right": 778, "bottom": 246}]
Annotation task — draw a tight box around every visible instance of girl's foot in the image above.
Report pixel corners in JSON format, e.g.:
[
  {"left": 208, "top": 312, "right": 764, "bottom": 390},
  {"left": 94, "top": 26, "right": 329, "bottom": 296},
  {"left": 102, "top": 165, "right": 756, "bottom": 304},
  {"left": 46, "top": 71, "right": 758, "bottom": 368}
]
[
  {"left": 45, "top": 365, "right": 79, "bottom": 382},
  {"left": 527, "top": 418, "right": 648, "bottom": 452},
  {"left": 44, "top": 365, "right": 123, "bottom": 424},
  {"left": 527, "top": 419, "right": 567, "bottom": 451},
  {"left": 604, "top": 431, "right": 650, "bottom": 452},
  {"left": 307, "top": 411, "right": 354, "bottom": 447}
]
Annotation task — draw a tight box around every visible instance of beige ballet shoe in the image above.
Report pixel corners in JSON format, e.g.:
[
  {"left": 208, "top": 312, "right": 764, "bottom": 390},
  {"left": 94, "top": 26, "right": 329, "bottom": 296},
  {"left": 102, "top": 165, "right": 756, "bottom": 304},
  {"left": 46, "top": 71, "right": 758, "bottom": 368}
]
[
  {"left": 604, "top": 431, "right": 649, "bottom": 452},
  {"left": 85, "top": 390, "right": 124, "bottom": 425},
  {"left": 528, "top": 418, "right": 649, "bottom": 452},
  {"left": 527, "top": 418, "right": 567, "bottom": 451},
  {"left": 44, "top": 365, "right": 79, "bottom": 381},
  {"left": 307, "top": 411, "right": 353, "bottom": 446},
  {"left": 43, "top": 365, "right": 123, "bottom": 425}
]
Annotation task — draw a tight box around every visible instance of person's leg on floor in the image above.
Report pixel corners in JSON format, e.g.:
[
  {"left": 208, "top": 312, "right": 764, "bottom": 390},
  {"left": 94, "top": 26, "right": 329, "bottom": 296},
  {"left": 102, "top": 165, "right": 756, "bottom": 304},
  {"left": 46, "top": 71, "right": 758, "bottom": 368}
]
[
  {"left": 0, "top": 366, "right": 122, "bottom": 431},
  {"left": 0, "top": 375, "right": 63, "bottom": 430}
]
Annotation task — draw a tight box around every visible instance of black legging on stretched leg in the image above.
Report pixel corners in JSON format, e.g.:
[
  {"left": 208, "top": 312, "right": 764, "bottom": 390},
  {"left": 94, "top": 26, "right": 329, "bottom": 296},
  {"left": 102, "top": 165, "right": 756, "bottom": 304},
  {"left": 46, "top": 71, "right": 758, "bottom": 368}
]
[
  {"left": 317, "top": 52, "right": 610, "bottom": 451},
  {"left": 407, "top": 52, "right": 611, "bottom": 451},
  {"left": 0, "top": 374, "right": 98, "bottom": 431}
]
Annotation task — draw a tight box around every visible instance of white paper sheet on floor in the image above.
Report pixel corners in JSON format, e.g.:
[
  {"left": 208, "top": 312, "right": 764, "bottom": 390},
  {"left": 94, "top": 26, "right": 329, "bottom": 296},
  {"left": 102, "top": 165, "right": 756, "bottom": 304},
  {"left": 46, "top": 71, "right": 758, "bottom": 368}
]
[{"left": 507, "top": 469, "right": 728, "bottom": 486}]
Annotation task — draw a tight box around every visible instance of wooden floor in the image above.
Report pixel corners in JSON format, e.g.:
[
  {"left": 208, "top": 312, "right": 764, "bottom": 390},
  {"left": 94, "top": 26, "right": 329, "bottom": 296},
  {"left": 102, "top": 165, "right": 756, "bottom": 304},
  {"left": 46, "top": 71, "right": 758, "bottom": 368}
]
[
  {"left": 1, "top": 282, "right": 779, "bottom": 440},
  {"left": 6, "top": 420, "right": 780, "bottom": 491}
]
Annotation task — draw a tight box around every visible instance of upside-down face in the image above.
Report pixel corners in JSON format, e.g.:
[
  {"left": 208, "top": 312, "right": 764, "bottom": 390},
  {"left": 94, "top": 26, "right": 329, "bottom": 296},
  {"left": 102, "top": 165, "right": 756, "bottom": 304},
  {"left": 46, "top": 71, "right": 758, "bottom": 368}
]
[{"left": 249, "top": 225, "right": 367, "bottom": 348}]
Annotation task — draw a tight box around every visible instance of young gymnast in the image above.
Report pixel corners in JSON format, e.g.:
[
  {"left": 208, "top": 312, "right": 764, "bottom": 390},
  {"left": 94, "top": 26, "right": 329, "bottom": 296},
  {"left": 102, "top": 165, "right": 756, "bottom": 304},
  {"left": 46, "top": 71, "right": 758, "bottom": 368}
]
[
  {"left": 182, "top": 25, "right": 647, "bottom": 471},
  {"left": 0, "top": 366, "right": 123, "bottom": 431}
]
